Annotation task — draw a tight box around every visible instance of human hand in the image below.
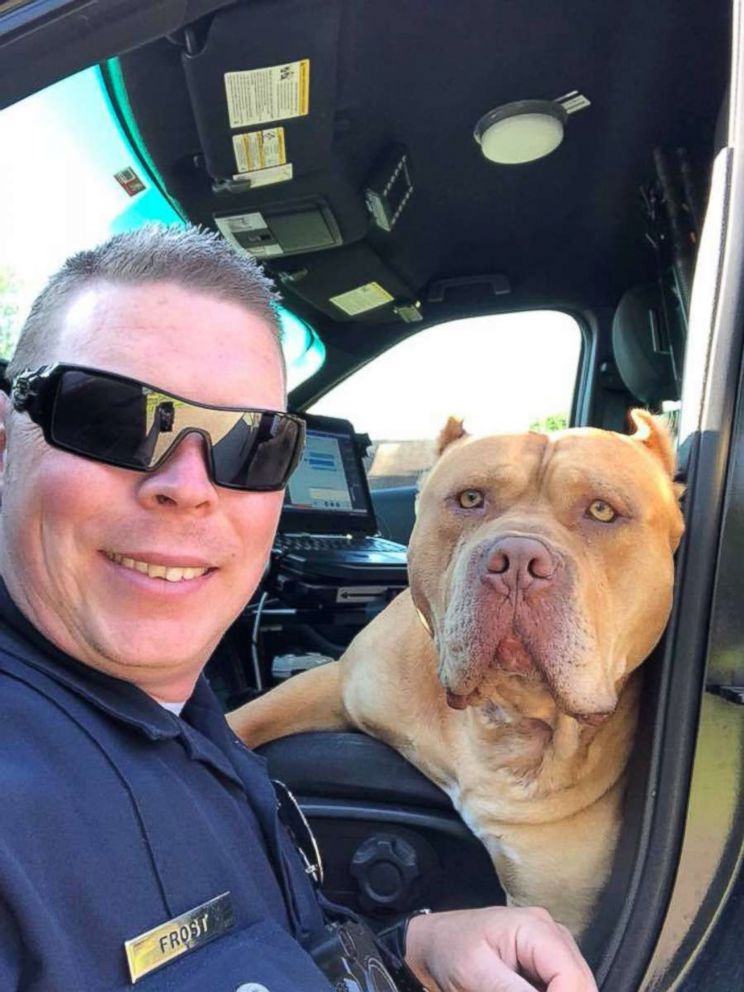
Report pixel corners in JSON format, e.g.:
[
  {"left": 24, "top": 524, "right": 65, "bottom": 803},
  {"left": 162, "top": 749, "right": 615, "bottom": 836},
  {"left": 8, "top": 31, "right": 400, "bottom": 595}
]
[{"left": 404, "top": 906, "right": 598, "bottom": 992}]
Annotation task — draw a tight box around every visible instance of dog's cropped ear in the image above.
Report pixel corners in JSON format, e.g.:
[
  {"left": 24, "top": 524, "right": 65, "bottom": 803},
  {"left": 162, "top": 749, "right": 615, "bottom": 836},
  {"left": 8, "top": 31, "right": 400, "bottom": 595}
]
[
  {"left": 437, "top": 416, "right": 468, "bottom": 455},
  {"left": 628, "top": 408, "right": 676, "bottom": 478}
]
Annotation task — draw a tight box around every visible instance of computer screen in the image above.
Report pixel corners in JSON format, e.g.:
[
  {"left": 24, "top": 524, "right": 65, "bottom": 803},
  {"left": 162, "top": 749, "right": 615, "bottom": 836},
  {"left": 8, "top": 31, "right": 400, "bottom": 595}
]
[{"left": 284, "top": 426, "right": 369, "bottom": 517}]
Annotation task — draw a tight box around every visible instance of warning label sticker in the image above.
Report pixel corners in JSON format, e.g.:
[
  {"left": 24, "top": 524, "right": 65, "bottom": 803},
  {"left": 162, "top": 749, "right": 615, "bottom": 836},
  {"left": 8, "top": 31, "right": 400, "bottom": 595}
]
[
  {"left": 215, "top": 212, "right": 267, "bottom": 236},
  {"left": 215, "top": 213, "right": 283, "bottom": 258},
  {"left": 232, "top": 162, "right": 294, "bottom": 189},
  {"left": 114, "top": 167, "right": 146, "bottom": 197},
  {"left": 225, "top": 60, "right": 310, "bottom": 128},
  {"left": 232, "top": 127, "right": 286, "bottom": 174},
  {"left": 330, "top": 282, "right": 394, "bottom": 316}
]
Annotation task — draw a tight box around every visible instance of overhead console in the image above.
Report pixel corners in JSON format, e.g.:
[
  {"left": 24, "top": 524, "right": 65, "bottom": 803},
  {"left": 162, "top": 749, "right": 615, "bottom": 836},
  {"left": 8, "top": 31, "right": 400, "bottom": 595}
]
[{"left": 214, "top": 196, "right": 343, "bottom": 260}]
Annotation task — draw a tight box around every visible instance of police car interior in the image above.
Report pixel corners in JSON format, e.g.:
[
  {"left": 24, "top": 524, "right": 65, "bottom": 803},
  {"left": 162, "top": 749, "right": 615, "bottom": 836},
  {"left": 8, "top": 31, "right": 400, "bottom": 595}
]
[{"left": 2, "top": 1, "right": 744, "bottom": 990}]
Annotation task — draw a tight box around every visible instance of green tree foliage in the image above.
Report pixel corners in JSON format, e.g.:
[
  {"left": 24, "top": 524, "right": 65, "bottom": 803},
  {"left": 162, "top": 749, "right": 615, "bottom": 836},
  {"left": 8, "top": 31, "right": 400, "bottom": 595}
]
[
  {"left": 0, "top": 267, "right": 21, "bottom": 360},
  {"left": 529, "top": 412, "right": 568, "bottom": 432}
]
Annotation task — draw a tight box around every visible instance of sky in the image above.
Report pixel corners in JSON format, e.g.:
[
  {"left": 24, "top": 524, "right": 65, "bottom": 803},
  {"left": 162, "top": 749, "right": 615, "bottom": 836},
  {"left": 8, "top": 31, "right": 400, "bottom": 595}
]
[
  {"left": 312, "top": 310, "right": 581, "bottom": 439},
  {"left": 0, "top": 69, "right": 132, "bottom": 323},
  {"left": 0, "top": 69, "right": 582, "bottom": 438}
]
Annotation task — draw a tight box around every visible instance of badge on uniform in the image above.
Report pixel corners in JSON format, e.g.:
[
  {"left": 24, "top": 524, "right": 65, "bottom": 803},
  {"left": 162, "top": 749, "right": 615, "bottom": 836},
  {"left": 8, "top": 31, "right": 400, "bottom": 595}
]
[{"left": 124, "top": 891, "right": 234, "bottom": 983}]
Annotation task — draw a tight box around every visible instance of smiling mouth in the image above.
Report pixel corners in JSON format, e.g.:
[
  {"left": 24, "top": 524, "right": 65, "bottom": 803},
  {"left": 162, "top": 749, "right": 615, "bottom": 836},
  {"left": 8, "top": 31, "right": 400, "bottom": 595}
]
[{"left": 104, "top": 551, "right": 213, "bottom": 583}]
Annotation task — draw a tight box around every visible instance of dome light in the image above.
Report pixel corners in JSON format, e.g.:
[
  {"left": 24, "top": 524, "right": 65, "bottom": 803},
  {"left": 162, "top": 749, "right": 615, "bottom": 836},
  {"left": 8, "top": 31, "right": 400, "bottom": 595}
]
[{"left": 474, "top": 93, "right": 590, "bottom": 165}]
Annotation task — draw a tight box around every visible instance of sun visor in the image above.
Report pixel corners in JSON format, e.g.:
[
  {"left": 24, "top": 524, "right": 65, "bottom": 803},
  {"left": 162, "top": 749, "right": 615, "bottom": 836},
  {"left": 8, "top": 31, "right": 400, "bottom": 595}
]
[
  {"left": 181, "top": 0, "right": 341, "bottom": 185},
  {"left": 275, "top": 244, "right": 422, "bottom": 324}
]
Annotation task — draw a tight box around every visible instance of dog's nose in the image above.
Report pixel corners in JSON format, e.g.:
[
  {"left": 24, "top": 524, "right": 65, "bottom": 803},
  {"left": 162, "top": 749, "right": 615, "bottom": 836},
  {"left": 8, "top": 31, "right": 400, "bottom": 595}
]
[{"left": 484, "top": 537, "right": 558, "bottom": 592}]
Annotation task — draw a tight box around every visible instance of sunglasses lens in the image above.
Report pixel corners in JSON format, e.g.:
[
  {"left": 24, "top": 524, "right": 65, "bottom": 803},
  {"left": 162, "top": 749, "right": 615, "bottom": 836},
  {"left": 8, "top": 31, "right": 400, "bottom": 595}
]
[
  {"left": 212, "top": 412, "right": 303, "bottom": 489},
  {"left": 49, "top": 369, "right": 302, "bottom": 490},
  {"left": 51, "top": 370, "right": 150, "bottom": 467}
]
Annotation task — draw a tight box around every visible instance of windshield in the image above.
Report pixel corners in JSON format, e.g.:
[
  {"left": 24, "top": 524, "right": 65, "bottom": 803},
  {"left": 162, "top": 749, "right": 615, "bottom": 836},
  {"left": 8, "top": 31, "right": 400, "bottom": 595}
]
[{"left": 0, "top": 64, "right": 324, "bottom": 389}]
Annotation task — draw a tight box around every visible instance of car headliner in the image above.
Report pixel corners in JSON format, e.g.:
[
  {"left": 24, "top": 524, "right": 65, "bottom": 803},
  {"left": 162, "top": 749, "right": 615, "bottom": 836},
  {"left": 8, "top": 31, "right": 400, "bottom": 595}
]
[{"left": 3, "top": 0, "right": 732, "bottom": 403}]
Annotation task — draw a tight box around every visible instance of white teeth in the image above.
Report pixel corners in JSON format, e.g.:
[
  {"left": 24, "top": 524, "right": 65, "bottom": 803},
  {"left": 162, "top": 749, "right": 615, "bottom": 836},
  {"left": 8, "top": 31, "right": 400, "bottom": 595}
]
[{"left": 106, "top": 552, "right": 209, "bottom": 582}]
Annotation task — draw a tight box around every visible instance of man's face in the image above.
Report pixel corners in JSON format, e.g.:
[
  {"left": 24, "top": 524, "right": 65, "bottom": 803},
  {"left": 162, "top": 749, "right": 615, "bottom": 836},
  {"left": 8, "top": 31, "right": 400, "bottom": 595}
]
[{"left": 0, "top": 281, "right": 286, "bottom": 699}]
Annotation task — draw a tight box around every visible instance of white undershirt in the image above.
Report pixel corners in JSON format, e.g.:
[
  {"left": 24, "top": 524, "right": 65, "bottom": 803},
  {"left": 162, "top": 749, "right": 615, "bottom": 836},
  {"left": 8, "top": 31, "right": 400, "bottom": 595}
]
[{"left": 158, "top": 699, "right": 187, "bottom": 716}]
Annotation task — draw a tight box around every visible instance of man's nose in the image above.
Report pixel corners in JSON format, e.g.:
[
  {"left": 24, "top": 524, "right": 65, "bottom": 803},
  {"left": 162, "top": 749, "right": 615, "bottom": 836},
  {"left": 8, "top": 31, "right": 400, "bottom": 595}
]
[
  {"left": 482, "top": 536, "right": 559, "bottom": 595},
  {"left": 137, "top": 433, "right": 218, "bottom": 511}
]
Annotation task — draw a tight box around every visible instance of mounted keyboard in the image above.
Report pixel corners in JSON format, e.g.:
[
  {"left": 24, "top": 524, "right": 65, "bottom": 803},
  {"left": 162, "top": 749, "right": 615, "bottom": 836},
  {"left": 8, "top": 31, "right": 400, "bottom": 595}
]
[{"left": 274, "top": 535, "right": 404, "bottom": 553}]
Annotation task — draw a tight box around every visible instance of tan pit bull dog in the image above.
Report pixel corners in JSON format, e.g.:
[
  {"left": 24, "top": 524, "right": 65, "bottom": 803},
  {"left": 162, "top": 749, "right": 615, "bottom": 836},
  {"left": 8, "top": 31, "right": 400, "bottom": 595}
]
[{"left": 229, "top": 411, "right": 684, "bottom": 936}]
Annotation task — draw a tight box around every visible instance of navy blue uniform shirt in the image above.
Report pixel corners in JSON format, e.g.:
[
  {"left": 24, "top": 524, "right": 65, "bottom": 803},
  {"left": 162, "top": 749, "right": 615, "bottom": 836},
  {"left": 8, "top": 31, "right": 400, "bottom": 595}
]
[{"left": 0, "top": 580, "right": 335, "bottom": 991}]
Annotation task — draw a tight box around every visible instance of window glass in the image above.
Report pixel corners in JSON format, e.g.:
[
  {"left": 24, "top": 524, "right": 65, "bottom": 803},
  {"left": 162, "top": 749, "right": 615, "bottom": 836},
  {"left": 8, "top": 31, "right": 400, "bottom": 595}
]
[
  {"left": 279, "top": 307, "right": 325, "bottom": 391},
  {"left": 0, "top": 65, "right": 323, "bottom": 385},
  {"left": 310, "top": 311, "right": 582, "bottom": 489}
]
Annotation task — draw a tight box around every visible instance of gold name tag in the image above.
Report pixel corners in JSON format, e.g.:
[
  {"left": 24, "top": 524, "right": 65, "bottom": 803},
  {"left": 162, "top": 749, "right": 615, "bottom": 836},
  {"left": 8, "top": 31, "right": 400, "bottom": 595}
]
[{"left": 124, "top": 891, "right": 234, "bottom": 984}]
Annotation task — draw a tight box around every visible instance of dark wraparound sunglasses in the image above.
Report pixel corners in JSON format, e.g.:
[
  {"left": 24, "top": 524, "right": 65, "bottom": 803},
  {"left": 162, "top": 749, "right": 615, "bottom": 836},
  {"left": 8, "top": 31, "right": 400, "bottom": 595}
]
[{"left": 9, "top": 364, "right": 306, "bottom": 492}]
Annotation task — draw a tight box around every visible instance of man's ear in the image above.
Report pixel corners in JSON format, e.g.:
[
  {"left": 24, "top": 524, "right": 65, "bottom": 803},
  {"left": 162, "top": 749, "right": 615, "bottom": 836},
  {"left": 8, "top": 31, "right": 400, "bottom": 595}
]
[
  {"left": 0, "top": 391, "right": 11, "bottom": 496},
  {"left": 628, "top": 408, "right": 676, "bottom": 478}
]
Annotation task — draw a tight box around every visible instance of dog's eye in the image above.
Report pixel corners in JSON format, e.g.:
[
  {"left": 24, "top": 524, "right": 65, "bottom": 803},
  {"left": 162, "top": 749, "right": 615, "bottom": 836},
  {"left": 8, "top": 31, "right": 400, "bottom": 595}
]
[
  {"left": 458, "top": 489, "right": 484, "bottom": 509},
  {"left": 587, "top": 499, "right": 617, "bottom": 523}
]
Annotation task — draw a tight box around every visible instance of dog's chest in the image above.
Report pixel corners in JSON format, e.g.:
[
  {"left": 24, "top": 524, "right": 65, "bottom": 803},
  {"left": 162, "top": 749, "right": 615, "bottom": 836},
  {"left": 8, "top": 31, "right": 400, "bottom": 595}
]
[{"left": 442, "top": 779, "right": 526, "bottom": 883}]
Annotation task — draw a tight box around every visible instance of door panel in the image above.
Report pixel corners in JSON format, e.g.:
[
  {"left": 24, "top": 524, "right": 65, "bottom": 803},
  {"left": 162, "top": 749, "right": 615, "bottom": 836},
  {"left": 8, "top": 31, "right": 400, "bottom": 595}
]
[{"left": 259, "top": 731, "right": 506, "bottom": 923}]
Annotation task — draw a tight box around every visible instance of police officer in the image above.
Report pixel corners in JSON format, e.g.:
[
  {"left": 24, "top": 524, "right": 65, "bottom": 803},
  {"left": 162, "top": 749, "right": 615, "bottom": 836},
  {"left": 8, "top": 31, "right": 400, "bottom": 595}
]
[{"left": 0, "top": 225, "right": 597, "bottom": 992}]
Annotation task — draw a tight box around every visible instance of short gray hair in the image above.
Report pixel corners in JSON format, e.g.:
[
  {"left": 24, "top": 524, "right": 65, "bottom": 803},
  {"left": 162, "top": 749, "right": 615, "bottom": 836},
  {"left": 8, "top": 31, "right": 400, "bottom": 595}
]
[{"left": 7, "top": 224, "right": 283, "bottom": 380}]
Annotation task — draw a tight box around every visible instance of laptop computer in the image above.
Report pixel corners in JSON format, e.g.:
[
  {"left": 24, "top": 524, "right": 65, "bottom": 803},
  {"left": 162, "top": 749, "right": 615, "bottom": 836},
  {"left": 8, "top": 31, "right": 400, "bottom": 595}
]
[{"left": 273, "top": 412, "right": 408, "bottom": 588}]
